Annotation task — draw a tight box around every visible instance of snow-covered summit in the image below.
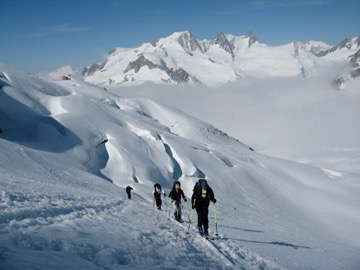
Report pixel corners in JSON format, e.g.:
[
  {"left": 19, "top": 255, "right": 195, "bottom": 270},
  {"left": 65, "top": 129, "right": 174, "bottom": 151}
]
[
  {"left": 301, "top": 40, "right": 332, "bottom": 55},
  {"left": 317, "top": 36, "right": 360, "bottom": 56},
  {"left": 80, "top": 32, "right": 359, "bottom": 86}
]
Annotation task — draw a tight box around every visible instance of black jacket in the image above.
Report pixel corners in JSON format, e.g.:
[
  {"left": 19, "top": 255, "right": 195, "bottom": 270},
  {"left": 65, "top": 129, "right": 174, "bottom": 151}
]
[
  {"left": 191, "top": 185, "right": 216, "bottom": 208},
  {"left": 169, "top": 189, "right": 186, "bottom": 202}
]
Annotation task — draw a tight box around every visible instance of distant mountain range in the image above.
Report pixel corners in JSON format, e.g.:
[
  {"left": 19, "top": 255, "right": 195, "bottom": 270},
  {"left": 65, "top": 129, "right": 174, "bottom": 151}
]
[{"left": 80, "top": 31, "right": 360, "bottom": 87}]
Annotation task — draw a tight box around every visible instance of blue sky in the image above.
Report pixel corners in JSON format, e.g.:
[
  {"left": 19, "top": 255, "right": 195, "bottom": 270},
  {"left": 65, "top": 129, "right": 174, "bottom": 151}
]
[{"left": 1, "top": 0, "right": 359, "bottom": 73}]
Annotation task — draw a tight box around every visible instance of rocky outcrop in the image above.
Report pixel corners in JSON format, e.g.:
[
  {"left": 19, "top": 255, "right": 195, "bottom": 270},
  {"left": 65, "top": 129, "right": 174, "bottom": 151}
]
[
  {"left": 332, "top": 49, "right": 360, "bottom": 89},
  {"left": 317, "top": 37, "right": 360, "bottom": 57},
  {"left": 124, "top": 54, "right": 199, "bottom": 84},
  {"left": 177, "top": 31, "right": 204, "bottom": 54},
  {"left": 214, "top": 33, "right": 235, "bottom": 59},
  {"left": 82, "top": 62, "right": 106, "bottom": 77},
  {"left": 124, "top": 54, "right": 158, "bottom": 73}
]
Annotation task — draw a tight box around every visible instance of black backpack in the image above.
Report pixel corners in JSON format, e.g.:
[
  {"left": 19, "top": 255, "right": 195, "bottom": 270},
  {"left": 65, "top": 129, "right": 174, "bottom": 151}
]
[{"left": 194, "top": 179, "right": 209, "bottom": 200}]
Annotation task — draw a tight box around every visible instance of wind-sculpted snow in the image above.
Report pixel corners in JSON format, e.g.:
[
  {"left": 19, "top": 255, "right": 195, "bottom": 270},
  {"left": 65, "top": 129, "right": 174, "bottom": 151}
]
[
  {"left": 0, "top": 192, "right": 125, "bottom": 233},
  {"left": 1, "top": 64, "right": 360, "bottom": 269},
  {"left": 0, "top": 189, "right": 282, "bottom": 270},
  {"left": 0, "top": 67, "right": 81, "bottom": 152}
]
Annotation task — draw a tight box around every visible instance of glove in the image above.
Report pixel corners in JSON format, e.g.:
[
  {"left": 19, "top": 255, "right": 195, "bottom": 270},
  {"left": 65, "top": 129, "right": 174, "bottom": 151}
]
[
  {"left": 213, "top": 199, "right": 217, "bottom": 204},
  {"left": 164, "top": 193, "right": 166, "bottom": 197},
  {"left": 184, "top": 198, "right": 187, "bottom": 202},
  {"left": 192, "top": 205, "right": 195, "bottom": 209}
]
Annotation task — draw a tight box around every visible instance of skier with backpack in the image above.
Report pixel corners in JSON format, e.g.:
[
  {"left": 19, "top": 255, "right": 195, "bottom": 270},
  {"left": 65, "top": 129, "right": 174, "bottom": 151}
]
[
  {"left": 153, "top": 183, "right": 166, "bottom": 210},
  {"left": 168, "top": 181, "right": 187, "bottom": 222},
  {"left": 191, "top": 179, "right": 216, "bottom": 237}
]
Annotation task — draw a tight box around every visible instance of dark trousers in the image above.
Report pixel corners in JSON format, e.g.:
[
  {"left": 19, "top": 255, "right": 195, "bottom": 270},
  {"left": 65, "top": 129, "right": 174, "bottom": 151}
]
[
  {"left": 126, "top": 191, "right": 131, "bottom": 199},
  {"left": 196, "top": 205, "right": 209, "bottom": 230},
  {"left": 154, "top": 195, "right": 162, "bottom": 208},
  {"left": 174, "top": 201, "right": 182, "bottom": 220}
]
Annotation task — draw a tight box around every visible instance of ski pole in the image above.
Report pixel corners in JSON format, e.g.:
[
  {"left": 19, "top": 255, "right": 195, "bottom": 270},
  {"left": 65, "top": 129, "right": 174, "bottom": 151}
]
[
  {"left": 187, "top": 208, "right": 194, "bottom": 234},
  {"left": 186, "top": 200, "right": 189, "bottom": 218},
  {"left": 214, "top": 202, "right": 218, "bottom": 236},
  {"left": 164, "top": 194, "right": 167, "bottom": 210},
  {"left": 187, "top": 199, "right": 196, "bottom": 234},
  {"left": 168, "top": 198, "right": 172, "bottom": 220}
]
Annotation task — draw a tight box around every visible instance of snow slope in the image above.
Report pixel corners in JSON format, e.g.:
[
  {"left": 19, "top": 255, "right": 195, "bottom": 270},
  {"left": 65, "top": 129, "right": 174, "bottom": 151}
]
[
  {"left": 1, "top": 64, "right": 360, "bottom": 269},
  {"left": 114, "top": 72, "right": 360, "bottom": 175}
]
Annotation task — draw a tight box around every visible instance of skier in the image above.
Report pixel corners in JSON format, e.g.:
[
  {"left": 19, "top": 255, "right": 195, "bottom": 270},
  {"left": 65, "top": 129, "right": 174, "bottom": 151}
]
[
  {"left": 191, "top": 179, "right": 216, "bottom": 237},
  {"left": 153, "top": 183, "right": 166, "bottom": 210},
  {"left": 125, "top": 185, "right": 133, "bottom": 200},
  {"left": 168, "top": 181, "right": 187, "bottom": 222}
]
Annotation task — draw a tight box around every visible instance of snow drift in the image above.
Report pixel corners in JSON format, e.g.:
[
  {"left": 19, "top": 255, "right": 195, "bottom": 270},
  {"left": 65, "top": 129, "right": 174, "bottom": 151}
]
[{"left": 1, "top": 64, "right": 360, "bottom": 269}]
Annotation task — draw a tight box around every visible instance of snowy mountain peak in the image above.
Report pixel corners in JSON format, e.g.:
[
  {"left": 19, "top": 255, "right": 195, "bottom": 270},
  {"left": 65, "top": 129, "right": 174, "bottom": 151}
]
[
  {"left": 79, "top": 31, "right": 359, "bottom": 87},
  {"left": 316, "top": 36, "right": 360, "bottom": 56},
  {"left": 336, "top": 36, "right": 360, "bottom": 50},
  {"left": 302, "top": 40, "right": 332, "bottom": 55},
  {"left": 153, "top": 31, "right": 204, "bottom": 54},
  {"left": 176, "top": 31, "right": 204, "bottom": 53},
  {"left": 245, "top": 31, "right": 257, "bottom": 47},
  {"left": 214, "top": 33, "right": 235, "bottom": 58},
  {"left": 223, "top": 32, "right": 258, "bottom": 49}
]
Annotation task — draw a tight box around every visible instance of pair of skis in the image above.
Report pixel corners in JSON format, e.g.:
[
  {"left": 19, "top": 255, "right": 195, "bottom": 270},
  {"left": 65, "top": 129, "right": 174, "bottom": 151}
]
[
  {"left": 200, "top": 234, "right": 215, "bottom": 240},
  {"left": 170, "top": 214, "right": 217, "bottom": 240},
  {"left": 186, "top": 202, "right": 218, "bottom": 240}
]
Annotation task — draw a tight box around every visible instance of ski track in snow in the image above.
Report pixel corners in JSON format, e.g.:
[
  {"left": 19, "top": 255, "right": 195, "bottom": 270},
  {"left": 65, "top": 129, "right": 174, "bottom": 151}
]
[
  {"left": 0, "top": 192, "right": 122, "bottom": 233},
  {"left": 0, "top": 191, "right": 281, "bottom": 270}
]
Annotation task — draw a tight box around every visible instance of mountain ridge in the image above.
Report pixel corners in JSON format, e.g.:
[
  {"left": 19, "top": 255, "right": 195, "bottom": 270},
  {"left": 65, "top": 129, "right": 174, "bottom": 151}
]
[{"left": 80, "top": 31, "right": 359, "bottom": 87}]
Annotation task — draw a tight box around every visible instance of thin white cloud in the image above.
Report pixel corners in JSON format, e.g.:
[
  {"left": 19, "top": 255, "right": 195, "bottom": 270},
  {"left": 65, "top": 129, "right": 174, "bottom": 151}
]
[
  {"left": 52, "top": 24, "right": 91, "bottom": 33},
  {"left": 41, "top": 65, "right": 76, "bottom": 80},
  {"left": 30, "top": 24, "right": 91, "bottom": 37},
  {"left": 252, "top": 0, "right": 334, "bottom": 9}
]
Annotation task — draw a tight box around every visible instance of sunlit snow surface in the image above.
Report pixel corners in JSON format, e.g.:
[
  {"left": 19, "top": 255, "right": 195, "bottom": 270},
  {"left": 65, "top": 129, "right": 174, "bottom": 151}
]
[
  {"left": 82, "top": 32, "right": 359, "bottom": 87},
  {"left": 1, "top": 64, "right": 359, "bottom": 269}
]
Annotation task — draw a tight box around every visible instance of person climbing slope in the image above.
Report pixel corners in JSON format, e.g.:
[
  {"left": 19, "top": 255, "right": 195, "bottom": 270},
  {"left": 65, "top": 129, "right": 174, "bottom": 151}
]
[
  {"left": 125, "top": 185, "right": 133, "bottom": 200},
  {"left": 153, "top": 183, "right": 166, "bottom": 210},
  {"left": 168, "top": 181, "right": 187, "bottom": 222},
  {"left": 191, "top": 179, "right": 216, "bottom": 237}
]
